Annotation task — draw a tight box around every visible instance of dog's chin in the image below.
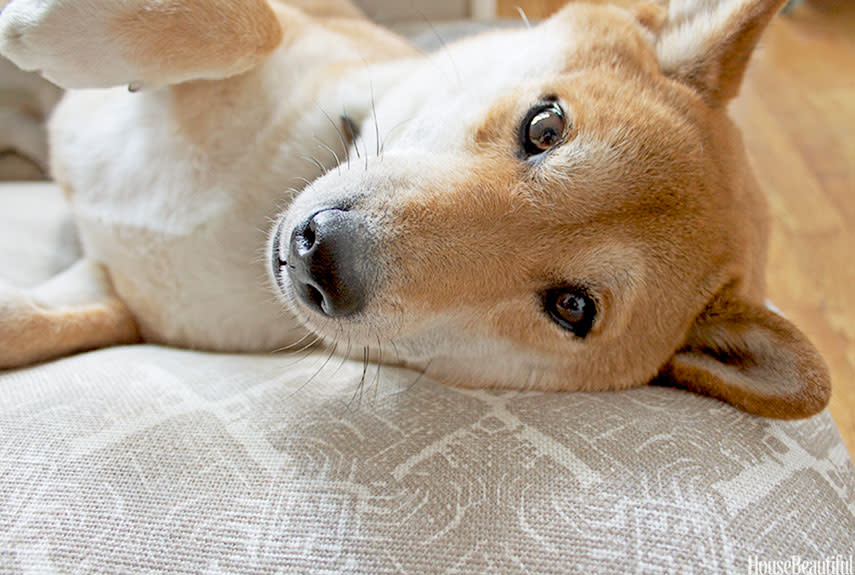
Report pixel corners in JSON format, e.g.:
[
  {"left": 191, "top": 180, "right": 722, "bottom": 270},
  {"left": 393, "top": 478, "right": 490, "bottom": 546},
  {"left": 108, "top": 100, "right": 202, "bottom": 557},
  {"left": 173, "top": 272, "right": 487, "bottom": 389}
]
[{"left": 273, "top": 276, "right": 585, "bottom": 391}]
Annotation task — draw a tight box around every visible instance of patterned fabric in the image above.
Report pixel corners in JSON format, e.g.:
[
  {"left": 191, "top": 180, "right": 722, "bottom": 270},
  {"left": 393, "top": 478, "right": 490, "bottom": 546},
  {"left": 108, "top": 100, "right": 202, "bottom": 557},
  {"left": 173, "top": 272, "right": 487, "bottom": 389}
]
[
  {"left": 0, "top": 346, "right": 853, "bottom": 574},
  {"left": 1, "top": 151, "right": 854, "bottom": 571}
]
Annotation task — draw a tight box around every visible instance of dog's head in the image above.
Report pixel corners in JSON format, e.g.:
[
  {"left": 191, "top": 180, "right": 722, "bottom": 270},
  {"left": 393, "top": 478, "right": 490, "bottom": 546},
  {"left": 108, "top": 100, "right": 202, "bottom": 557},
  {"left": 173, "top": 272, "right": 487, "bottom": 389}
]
[{"left": 270, "top": 0, "right": 830, "bottom": 419}]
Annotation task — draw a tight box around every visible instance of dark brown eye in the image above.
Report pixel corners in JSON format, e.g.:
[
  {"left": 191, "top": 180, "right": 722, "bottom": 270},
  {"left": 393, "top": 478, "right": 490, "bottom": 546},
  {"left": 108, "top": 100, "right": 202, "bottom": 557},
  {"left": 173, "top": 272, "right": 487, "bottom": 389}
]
[
  {"left": 544, "top": 288, "right": 597, "bottom": 338},
  {"left": 522, "top": 103, "right": 566, "bottom": 156}
]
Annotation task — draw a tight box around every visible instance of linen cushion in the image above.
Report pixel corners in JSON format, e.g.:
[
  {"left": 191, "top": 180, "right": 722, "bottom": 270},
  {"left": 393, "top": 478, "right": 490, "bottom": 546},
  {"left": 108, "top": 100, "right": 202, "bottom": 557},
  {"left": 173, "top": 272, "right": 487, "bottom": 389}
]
[{"left": 1, "top": 183, "right": 854, "bottom": 574}]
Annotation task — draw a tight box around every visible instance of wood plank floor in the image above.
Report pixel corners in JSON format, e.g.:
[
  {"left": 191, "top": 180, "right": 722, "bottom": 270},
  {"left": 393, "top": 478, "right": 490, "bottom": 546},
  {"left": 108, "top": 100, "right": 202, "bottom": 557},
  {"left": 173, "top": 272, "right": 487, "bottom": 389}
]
[
  {"left": 732, "top": 0, "right": 855, "bottom": 456},
  {"left": 498, "top": 0, "right": 855, "bottom": 455}
]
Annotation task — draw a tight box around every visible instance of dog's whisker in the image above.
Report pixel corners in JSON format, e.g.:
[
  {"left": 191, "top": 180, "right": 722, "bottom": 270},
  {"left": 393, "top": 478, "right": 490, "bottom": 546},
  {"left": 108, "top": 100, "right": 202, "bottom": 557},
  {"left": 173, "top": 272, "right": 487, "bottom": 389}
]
[
  {"left": 271, "top": 332, "right": 314, "bottom": 353},
  {"left": 345, "top": 344, "right": 370, "bottom": 410},
  {"left": 290, "top": 176, "right": 315, "bottom": 190},
  {"left": 330, "top": 336, "right": 354, "bottom": 379},
  {"left": 342, "top": 105, "right": 361, "bottom": 161},
  {"left": 388, "top": 339, "right": 403, "bottom": 366},
  {"left": 403, "top": 358, "right": 433, "bottom": 394},
  {"left": 379, "top": 117, "right": 413, "bottom": 158},
  {"left": 272, "top": 332, "right": 320, "bottom": 354},
  {"left": 370, "top": 82, "right": 380, "bottom": 160},
  {"left": 315, "top": 103, "right": 351, "bottom": 170},
  {"left": 372, "top": 337, "right": 383, "bottom": 405},
  {"left": 288, "top": 339, "right": 339, "bottom": 399},
  {"left": 299, "top": 154, "right": 328, "bottom": 176},
  {"left": 516, "top": 7, "right": 532, "bottom": 28},
  {"left": 358, "top": 345, "right": 371, "bottom": 405},
  {"left": 291, "top": 334, "right": 324, "bottom": 355},
  {"left": 417, "top": 9, "right": 461, "bottom": 86},
  {"left": 313, "top": 136, "right": 342, "bottom": 176},
  {"left": 356, "top": 127, "right": 370, "bottom": 171},
  {"left": 287, "top": 344, "right": 324, "bottom": 368}
]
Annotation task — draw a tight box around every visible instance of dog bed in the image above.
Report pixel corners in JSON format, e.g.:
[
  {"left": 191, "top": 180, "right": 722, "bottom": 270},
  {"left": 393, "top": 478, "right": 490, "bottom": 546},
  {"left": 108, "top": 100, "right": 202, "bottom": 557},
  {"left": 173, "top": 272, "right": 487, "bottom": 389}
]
[{"left": 1, "top": 181, "right": 853, "bottom": 573}]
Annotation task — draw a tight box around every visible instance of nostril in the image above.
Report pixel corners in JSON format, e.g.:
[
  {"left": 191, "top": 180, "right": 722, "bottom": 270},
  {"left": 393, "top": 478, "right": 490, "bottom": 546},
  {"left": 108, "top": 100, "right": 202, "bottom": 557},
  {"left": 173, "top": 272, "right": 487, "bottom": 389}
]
[
  {"left": 305, "top": 284, "right": 325, "bottom": 310},
  {"left": 296, "top": 218, "right": 317, "bottom": 255}
]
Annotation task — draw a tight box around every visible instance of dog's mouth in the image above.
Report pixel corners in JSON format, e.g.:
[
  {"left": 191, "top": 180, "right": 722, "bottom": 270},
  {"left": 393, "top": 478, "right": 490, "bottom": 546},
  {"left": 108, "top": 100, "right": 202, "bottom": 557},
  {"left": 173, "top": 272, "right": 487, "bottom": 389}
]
[{"left": 270, "top": 219, "right": 289, "bottom": 295}]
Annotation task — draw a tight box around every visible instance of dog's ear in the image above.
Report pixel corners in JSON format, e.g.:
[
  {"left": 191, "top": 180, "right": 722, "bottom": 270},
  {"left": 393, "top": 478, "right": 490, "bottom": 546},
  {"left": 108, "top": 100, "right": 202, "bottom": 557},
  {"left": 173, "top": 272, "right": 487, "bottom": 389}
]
[
  {"left": 655, "top": 287, "right": 831, "bottom": 419},
  {"left": 633, "top": 2, "right": 669, "bottom": 35},
  {"left": 656, "top": 0, "right": 787, "bottom": 105}
]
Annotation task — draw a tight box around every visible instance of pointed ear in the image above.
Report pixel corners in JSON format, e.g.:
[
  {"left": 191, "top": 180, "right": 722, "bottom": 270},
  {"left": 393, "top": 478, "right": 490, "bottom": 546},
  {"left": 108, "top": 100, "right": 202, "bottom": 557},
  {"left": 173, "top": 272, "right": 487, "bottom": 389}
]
[
  {"left": 657, "top": 0, "right": 787, "bottom": 105},
  {"left": 633, "top": 1, "right": 669, "bottom": 35},
  {"left": 656, "top": 289, "right": 831, "bottom": 419}
]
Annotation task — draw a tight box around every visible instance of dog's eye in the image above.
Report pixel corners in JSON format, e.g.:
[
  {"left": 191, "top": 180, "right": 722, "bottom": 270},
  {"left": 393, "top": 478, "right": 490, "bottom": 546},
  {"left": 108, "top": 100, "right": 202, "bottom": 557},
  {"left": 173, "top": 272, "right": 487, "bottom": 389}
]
[
  {"left": 522, "top": 103, "right": 566, "bottom": 156},
  {"left": 544, "top": 287, "right": 596, "bottom": 338}
]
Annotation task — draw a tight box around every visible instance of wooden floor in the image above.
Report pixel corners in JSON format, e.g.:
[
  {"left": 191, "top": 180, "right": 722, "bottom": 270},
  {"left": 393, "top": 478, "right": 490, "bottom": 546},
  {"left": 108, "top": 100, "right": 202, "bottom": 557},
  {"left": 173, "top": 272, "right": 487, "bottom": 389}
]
[
  {"left": 498, "top": 0, "right": 855, "bottom": 456},
  {"left": 732, "top": 0, "right": 855, "bottom": 456}
]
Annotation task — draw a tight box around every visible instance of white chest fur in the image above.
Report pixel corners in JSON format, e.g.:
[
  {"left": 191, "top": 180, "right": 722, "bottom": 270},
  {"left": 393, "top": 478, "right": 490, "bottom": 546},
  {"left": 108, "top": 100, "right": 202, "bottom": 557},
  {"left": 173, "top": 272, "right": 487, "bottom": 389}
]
[{"left": 48, "top": 63, "right": 348, "bottom": 351}]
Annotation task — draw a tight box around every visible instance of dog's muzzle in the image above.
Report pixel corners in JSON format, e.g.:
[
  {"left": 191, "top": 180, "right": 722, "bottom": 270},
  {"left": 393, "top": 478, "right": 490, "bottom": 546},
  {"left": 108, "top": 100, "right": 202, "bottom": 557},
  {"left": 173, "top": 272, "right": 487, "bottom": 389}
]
[{"left": 272, "top": 208, "right": 373, "bottom": 317}]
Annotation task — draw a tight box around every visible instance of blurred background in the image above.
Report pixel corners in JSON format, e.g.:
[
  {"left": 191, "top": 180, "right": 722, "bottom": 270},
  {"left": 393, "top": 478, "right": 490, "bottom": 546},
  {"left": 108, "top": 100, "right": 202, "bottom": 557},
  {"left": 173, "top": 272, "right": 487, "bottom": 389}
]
[{"left": 355, "top": 0, "right": 579, "bottom": 20}]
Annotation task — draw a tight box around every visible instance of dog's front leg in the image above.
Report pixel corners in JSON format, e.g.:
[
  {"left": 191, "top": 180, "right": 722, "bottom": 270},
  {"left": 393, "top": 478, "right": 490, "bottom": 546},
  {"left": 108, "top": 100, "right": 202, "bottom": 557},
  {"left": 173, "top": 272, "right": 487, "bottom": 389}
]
[
  {"left": 0, "top": 0, "right": 285, "bottom": 90},
  {"left": 0, "top": 260, "right": 139, "bottom": 369}
]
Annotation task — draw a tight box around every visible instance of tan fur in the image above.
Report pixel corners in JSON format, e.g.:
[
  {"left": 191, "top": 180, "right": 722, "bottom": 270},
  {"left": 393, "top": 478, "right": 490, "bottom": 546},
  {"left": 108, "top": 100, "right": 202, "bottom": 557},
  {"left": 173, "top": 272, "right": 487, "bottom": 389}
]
[
  {"left": 0, "top": 260, "right": 140, "bottom": 368},
  {"left": 658, "top": 284, "right": 831, "bottom": 418},
  {"left": 338, "top": 4, "right": 772, "bottom": 396},
  {"left": 0, "top": 298, "right": 140, "bottom": 369},
  {"left": 0, "top": 0, "right": 831, "bottom": 419},
  {"left": 658, "top": 0, "right": 785, "bottom": 104},
  {"left": 112, "top": 0, "right": 284, "bottom": 87}
]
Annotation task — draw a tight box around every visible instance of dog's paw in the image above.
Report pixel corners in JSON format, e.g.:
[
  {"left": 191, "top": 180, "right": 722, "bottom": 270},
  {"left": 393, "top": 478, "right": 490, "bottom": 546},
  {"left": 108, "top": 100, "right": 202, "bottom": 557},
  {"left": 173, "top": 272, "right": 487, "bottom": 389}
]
[
  {"left": 1, "top": 0, "right": 284, "bottom": 90},
  {"left": 0, "top": 283, "right": 39, "bottom": 370},
  {"left": 0, "top": 0, "right": 139, "bottom": 89},
  {"left": 0, "top": 282, "right": 35, "bottom": 323}
]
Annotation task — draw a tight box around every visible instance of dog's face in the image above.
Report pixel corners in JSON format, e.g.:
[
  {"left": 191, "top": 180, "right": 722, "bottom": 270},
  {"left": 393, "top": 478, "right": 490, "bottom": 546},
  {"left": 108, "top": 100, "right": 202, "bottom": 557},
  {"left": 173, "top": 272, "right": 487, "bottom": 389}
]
[{"left": 271, "top": 0, "right": 830, "bottom": 419}]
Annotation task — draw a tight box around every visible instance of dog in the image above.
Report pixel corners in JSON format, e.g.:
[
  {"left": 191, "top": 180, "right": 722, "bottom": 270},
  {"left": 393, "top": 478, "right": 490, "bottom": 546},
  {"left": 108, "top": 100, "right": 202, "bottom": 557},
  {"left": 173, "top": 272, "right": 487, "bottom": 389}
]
[{"left": 0, "top": 0, "right": 831, "bottom": 419}]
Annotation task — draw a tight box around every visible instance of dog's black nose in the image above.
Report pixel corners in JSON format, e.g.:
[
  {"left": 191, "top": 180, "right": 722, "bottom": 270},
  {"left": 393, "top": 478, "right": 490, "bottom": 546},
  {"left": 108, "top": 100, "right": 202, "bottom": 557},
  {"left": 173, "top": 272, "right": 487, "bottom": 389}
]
[{"left": 284, "top": 208, "right": 369, "bottom": 317}]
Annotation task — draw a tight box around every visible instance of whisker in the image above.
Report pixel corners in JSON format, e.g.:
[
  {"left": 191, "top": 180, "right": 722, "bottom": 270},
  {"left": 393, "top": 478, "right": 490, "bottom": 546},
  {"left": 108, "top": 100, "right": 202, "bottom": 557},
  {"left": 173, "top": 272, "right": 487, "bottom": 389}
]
[
  {"left": 516, "top": 6, "right": 532, "bottom": 28},
  {"left": 359, "top": 345, "right": 371, "bottom": 405},
  {"left": 272, "top": 333, "right": 322, "bottom": 355},
  {"left": 313, "top": 137, "right": 342, "bottom": 175},
  {"left": 272, "top": 340, "right": 325, "bottom": 370},
  {"left": 330, "top": 337, "right": 354, "bottom": 379},
  {"left": 343, "top": 105, "right": 361, "bottom": 160},
  {"left": 372, "top": 338, "right": 383, "bottom": 405},
  {"left": 291, "top": 176, "right": 315, "bottom": 190},
  {"left": 388, "top": 339, "right": 403, "bottom": 365},
  {"left": 288, "top": 340, "right": 339, "bottom": 398},
  {"left": 299, "top": 154, "right": 327, "bottom": 176},
  {"left": 370, "top": 82, "right": 380, "bottom": 159},
  {"left": 359, "top": 128, "right": 370, "bottom": 171},
  {"left": 316, "top": 103, "right": 351, "bottom": 169},
  {"left": 417, "top": 8, "right": 461, "bottom": 85},
  {"left": 402, "top": 359, "right": 433, "bottom": 394},
  {"left": 346, "top": 345, "right": 371, "bottom": 409},
  {"left": 271, "top": 331, "right": 316, "bottom": 353},
  {"left": 379, "top": 118, "right": 413, "bottom": 158}
]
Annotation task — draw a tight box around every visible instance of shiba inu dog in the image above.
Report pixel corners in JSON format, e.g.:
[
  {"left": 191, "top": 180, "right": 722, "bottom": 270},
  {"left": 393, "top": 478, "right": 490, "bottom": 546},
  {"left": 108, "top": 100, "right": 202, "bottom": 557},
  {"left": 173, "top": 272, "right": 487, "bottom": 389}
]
[{"left": 0, "top": 0, "right": 831, "bottom": 419}]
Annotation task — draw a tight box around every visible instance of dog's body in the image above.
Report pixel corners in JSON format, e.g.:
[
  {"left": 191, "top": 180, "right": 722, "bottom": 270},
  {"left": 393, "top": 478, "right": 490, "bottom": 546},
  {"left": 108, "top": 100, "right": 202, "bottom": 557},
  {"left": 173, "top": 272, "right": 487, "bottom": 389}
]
[
  {"left": 43, "top": 3, "right": 404, "bottom": 353},
  {"left": 0, "top": 0, "right": 832, "bottom": 419}
]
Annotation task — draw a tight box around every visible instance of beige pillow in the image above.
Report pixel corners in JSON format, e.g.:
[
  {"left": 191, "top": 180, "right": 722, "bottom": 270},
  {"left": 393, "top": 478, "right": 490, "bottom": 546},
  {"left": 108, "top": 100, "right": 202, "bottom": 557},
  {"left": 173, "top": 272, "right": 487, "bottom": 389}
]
[{"left": 0, "top": 182, "right": 853, "bottom": 574}]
